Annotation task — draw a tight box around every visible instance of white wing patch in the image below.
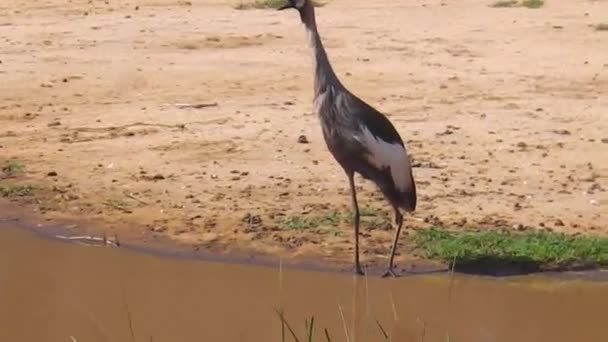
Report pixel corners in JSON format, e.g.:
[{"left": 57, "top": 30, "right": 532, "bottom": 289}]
[{"left": 356, "top": 126, "right": 413, "bottom": 192}]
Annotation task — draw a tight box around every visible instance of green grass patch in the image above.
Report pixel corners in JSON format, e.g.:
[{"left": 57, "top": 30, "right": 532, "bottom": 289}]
[
  {"left": 276, "top": 208, "right": 385, "bottom": 235},
  {"left": 521, "top": 0, "right": 544, "bottom": 8},
  {"left": 414, "top": 227, "right": 608, "bottom": 268},
  {"left": 594, "top": 23, "right": 608, "bottom": 31},
  {"left": 0, "top": 183, "right": 37, "bottom": 197},
  {"left": 490, "top": 0, "right": 518, "bottom": 7},
  {"left": 1, "top": 160, "right": 24, "bottom": 176},
  {"left": 233, "top": 0, "right": 326, "bottom": 10}
]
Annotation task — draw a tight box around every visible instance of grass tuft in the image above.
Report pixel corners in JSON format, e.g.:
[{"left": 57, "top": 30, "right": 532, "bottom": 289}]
[
  {"left": 490, "top": 0, "right": 543, "bottom": 8},
  {"left": 490, "top": 0, "right": 518, "bottom": 7},
  {"left": 278, "top": 211, "right": 341, "bottom": 231},
  {"left": 1, "top": 160, "right": 24, "bottom": 176},
  {"left": 0, "top": 183, "right": 37, "bottom": 197},
  {"left": 414, "top": 227, "right": 608, "bottom": 269},
  {"left": 521, "top": 0, "right": 544, "bottom": 8}
]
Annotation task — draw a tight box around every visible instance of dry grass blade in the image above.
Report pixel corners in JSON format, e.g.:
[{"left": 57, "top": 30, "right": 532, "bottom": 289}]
[
  {"left": 389, "top": 290, "right": 398, "bottom": 322},
  {"left": 376, "top": 318, "right": 390, "bottom": 341},
  {"left": 337, "top": 300, "right": 351, "bottom": 342},
  {"left": 306, "top": 316, "right": 315, "bottom": 342},
  {"left": 274, "top": 308, "right": 300, "bottom": 342},
  {"left": 281, "top": 311, "right": 286, "bottom": 342},
  {"left": 120, "top": 282, "right": 136, "bottom": 342},
  {"left": 445, "top": 255, "right": 458, "bottom": 342},
  {"left": 324, "top": 328, "right": 332, "bottom": 342},
  {"left": 417, "top": 317, "right": 427, "bottom": 342}
]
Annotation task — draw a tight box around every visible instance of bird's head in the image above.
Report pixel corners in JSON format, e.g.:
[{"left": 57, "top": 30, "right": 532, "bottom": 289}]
[
  {"left": 277, "top": 0, "right": 318, "bottom": 22},
  {"left": 276, "top": 0, "right": 307, "bottom": 11}
]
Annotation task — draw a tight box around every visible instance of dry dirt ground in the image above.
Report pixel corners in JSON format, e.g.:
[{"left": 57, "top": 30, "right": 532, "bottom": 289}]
[{"left": 1, "top": 0, "right": 607, "bottom": 266}]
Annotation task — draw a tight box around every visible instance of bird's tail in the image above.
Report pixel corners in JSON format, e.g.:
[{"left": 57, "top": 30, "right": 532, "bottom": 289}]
[
  {"left": 379, "top": 172, "right": 417, "bottom": 212},
  {"left": 399, "top": 173, "right": 417, "bottom": 212}
]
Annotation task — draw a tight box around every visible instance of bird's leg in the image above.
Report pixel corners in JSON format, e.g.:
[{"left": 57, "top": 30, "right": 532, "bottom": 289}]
[
  {"left": 348, "top": 172, "right": 364, "bottom": 276},
  {"left": 382, "top": 207, "right": 403, "bottom": 278}
]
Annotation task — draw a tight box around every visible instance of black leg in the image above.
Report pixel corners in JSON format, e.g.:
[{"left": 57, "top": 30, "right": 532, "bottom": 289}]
[
  {"left": 347, "top": 172, "right": 364, "bottom": 276},
  {"left": 382, "top": 207, "right": 403, "bottom": 278}
]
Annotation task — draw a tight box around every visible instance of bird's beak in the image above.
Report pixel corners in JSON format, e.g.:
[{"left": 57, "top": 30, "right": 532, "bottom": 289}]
[{"left": 277, "top": 1, "right": 293, "bottom": 10}]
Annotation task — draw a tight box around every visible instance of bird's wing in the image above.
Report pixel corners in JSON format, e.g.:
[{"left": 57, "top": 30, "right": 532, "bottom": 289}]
[
  {"left": 346, "top": 95, "right": 414, "bottom": 193},
  {"left": 348, "top": 95, "right": 405, "bottom": 147}
]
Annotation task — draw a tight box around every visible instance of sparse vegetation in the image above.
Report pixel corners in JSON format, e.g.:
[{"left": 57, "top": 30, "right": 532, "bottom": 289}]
[
  {"left": 414, "top": 227, "right": 608, "bottom": 269},
  {"left": 489, "top": 0, "right": 544, "bottom": 8},
  {"left": 521, "top": 0, "right": 544, "bottom": 8},
  {"left": 276, "top": 208, "right": 385, "bottom": 234},
  {"left": 233, "top": 0, "right": 326, "bottom": 10},
  {"left": 0, "top": 183, "right": 37, "bottom": 197},
  {"left": 594, "top": 23, "right": 608, "bottom": 31},
  {"left": 1, "top": 160, "right": 24, "bottom": 176},
  {"left": 490, "top": 0, "right": 518, "bottom": 8}
]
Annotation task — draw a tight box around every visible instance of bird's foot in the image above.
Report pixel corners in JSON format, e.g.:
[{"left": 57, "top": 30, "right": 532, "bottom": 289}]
[{"left": 381, "top": 267, "right": 397, "bottom": 278}]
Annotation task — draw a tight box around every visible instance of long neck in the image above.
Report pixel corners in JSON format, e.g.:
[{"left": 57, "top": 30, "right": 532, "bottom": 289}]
[{"left": 300, "top": 6, "right": 342, "bottom": 97}]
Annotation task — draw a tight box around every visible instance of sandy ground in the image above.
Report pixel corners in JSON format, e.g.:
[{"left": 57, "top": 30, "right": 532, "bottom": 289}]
[{"left": 1, "top": 0, "right": 607, "bottom": 265}]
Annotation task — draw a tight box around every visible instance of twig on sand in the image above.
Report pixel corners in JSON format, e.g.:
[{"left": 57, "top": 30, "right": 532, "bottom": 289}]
[
  {"left": 55, "top": 233, "right": 120, "bottom": 247},
  {"left": 123, "top": 191, "right": 148, "bottom": 205},
  {"left": 171, "top": 102, "right": 218, "bottom": 109}
]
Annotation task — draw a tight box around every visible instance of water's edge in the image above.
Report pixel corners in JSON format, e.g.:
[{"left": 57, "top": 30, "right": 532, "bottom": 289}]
[{"left": 2, "top": 202, "right": 607, "bottom": 282}]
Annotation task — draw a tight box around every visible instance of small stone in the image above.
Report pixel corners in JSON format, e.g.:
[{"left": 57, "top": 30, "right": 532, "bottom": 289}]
[
  {"left": 242, "top": 213, "right": 262, "bottom": 225},
  {"left": 555, "top": 219, "right": 565, "bottom": 226},
  {"left": 47, "top": 171, "right": 58, "bottom": 177},
  {"left": 152, "top": 174, "right": 165, "bottom": 180},
  {"left": 297, "top": 135, "right": 309, "bottom": 144}
]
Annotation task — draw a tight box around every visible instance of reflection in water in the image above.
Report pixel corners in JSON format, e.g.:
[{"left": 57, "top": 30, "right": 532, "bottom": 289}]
[{"left": 0, "top": 224, "right": 606, "bottom": 342}]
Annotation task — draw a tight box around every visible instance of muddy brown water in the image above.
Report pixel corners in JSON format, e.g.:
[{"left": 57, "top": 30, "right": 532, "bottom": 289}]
[{"left": 1, "top": 223, "right": 607, "bottom": 342}]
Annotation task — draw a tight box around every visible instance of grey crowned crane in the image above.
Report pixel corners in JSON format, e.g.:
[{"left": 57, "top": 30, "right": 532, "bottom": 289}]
[{"left": 277, "top": 0, "right": 417, "bottom": 277}]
